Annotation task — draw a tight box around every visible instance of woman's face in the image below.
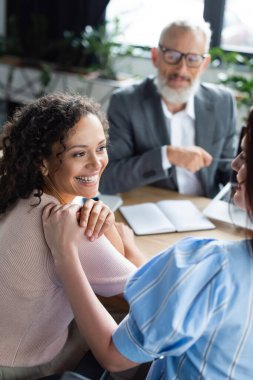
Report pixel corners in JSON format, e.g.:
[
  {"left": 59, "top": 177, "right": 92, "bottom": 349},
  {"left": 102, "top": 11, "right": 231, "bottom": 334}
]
[
  {"left": 231, "top": 136, "right": 247, "bottom": 210},
  {"left": 43, "top": 114, "right": 108, "bottom": 203}
]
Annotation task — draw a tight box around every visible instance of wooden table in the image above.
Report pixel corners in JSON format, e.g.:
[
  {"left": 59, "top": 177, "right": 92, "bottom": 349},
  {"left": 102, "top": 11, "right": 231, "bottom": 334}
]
[{"left": 115, "top": 186, "right": 246, "bottom": 260}]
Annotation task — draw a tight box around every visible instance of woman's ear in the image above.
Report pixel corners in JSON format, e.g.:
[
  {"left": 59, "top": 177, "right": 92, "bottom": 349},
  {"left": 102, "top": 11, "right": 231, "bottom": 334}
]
[{"left": 41, "top": 161, "right": 49, "bottom": 176}]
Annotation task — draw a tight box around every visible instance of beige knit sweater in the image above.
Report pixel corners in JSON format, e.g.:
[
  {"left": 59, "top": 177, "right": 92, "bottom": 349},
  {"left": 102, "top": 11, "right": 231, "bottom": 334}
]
[{"left": 0, "top": 193, "right": 135, "bottom": 367}]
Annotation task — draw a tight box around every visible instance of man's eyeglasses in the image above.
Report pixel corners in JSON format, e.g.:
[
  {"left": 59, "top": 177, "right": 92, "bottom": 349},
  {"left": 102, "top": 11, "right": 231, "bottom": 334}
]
[{"left": 159, "top": 44, "right": 208, "bottom": 68}]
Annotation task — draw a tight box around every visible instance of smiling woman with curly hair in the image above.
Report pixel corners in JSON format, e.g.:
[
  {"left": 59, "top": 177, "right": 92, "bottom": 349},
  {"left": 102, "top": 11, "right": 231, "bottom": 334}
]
[
  {"left": 0, "top": 93, "right": 109, "bottom": 213},
  {"left": 0, "top": 93, "right": 144, "bottom": 380}
]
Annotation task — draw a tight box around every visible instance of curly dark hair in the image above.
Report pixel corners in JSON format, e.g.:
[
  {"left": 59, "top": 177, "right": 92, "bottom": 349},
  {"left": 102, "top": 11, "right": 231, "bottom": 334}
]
[{"left": 0, "top": 93, "right": 109, "bottom": 214}]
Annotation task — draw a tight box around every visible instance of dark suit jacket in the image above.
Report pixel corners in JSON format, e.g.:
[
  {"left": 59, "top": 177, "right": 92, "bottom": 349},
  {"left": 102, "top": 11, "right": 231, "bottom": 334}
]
[{"left": 100, "top": 77, "right": 237, "bottom": 198}]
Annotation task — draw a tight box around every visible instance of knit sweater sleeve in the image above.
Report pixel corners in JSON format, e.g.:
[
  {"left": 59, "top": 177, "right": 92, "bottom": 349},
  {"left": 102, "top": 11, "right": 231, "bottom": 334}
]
[{"left": 78, "top": 235, "right": 137, "bottom": 297}]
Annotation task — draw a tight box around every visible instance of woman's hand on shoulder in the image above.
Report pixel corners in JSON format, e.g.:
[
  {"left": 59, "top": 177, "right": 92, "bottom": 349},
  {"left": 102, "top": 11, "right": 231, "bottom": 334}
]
[
  {"left": 42, "top": 203, "right": 83, "bottom": 264},
  {"left": 78, "top": 199, "right": 115, "bottom": 242}
]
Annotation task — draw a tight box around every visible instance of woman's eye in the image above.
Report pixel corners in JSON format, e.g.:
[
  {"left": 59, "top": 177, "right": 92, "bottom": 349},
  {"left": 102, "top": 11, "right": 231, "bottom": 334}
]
[
  {"left": 97, "top": 145, "right": 107, "bottom": 152},
  {"left": 73, "top": 152, "right": 85, "bottom": 158}
]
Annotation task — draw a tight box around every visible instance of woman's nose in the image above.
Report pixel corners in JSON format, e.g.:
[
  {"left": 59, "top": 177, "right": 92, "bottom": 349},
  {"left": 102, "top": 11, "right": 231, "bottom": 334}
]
[
  {"left": 87, "top": 153, "right": 101, "bottom": 169},
  {"left": 231, "top": 155, "right": 240, "bottom": 172}
]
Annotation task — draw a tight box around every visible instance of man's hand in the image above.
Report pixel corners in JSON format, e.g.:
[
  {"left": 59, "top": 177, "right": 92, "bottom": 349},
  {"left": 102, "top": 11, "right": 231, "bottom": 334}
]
[
  {"left": 78, "top": 199, "right": 115, "bottom": 242},
  {"left": 167, "top": 145, "right": 213, "bottom": 172}
]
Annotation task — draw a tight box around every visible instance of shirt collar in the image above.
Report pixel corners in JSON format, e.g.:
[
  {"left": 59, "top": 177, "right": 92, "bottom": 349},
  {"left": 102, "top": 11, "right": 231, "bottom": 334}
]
[{"left": 161, "top": 94, "right": 195, "bottom": 120}]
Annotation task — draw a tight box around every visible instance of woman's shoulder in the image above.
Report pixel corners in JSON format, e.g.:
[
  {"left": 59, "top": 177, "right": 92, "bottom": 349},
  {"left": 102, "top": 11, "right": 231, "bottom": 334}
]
[
  {"left": 158, "top": 237, "right": 248, "bottom": 278},
  {"left": 170, "top": 236, "right": 228, "bottom": 265},
  {"left": 0, "top": 192, "right": 60, "bottom": 286},
  {"left": 2, "top": 192, "right": 58, "bottom": 216},
  {"left": 126, "top": 237, "right": 233, "bottom": 299},
  {"left": 1, "top": 192, "right": 58, "bottom": 246},
  {"left": 137, "top": 237, "right": 229, "bottom": 274}
]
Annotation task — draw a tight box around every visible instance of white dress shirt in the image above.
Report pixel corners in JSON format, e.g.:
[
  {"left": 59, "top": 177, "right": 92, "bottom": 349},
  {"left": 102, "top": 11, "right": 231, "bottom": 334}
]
[{"left": 161, "top": 97, "right": 204, "bottom": 195}]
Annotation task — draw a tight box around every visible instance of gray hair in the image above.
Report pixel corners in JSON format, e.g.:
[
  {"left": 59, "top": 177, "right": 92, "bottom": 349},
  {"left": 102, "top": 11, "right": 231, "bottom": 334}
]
[{"left": 159, "top": 19, "right": 212, "bottom": 52}]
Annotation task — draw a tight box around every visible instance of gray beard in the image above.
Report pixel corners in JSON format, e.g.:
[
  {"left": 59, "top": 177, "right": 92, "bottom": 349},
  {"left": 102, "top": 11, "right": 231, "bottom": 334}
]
[{"left": 154, "top": 75, "right": 200, "bottom": 104}]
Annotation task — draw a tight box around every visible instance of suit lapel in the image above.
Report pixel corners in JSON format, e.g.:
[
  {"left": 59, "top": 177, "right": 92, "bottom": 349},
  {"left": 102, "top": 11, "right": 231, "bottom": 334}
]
[
  {"left": 141, "top": 79, "right": 171, "bottom": 145},
  {"left": 195, "top": 86, "right": 215, "bottom": 195},
  {"left": 195, "top": 86, "right": 214, "bottom": 150},
  {"left": 141, "top": 78, "right": 177, "bottom": 189}
]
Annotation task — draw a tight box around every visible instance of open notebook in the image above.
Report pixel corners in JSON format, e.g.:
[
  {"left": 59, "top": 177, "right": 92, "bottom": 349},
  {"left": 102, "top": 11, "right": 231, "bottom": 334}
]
[{"left": 120, "top": 200, "right": 215, "bottom": 235}]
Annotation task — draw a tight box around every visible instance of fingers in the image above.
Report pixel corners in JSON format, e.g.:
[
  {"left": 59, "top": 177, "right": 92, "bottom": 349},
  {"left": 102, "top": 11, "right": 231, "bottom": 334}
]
[
  {"left": 42, "top": 203, "right": 54, "bottom": 219},
  {"left": 191, "top": 149, "right": 213, "bottom": 172},
  {"left": 42, "top": 203, "right": 64, "bottom": 221},
  {"left": 183, "top": 147, "right": 211, "bottom": 172},
  {"left": 79, "top": 199, "right": 115, "bottom": 241},
  {"left": 202, "top": 150, "right": 213, "bottom": 166},
  {"left": 43, "top": 200, "right": 115, "bottom": 242},
  {"left": 43, "top": 203, "right": 81, "bottom": 222},
  {"left": 42, "top": 203, "right": 84, "bottom": 260},
  {"left": 96, "top": 212, "right": 114, "bottom": 239},
  {"left": 167, "top": 145, "right": 213, "bottom": 172}
]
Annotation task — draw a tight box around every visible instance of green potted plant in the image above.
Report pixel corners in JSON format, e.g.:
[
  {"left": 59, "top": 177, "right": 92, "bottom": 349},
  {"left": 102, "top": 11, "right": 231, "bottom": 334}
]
[
  {"left": 80, "top": 17, "right": 133, "bottom": 80},
  {"left": 210, "top": 47, "right": 253, "bottom": 114},
  {"left": 0, "top": 14, "right": 136, "bottom": 121}
]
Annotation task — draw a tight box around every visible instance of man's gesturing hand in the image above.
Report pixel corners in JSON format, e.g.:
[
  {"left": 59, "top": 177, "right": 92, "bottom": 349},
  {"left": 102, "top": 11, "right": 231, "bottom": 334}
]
[{"left": 167, "top": 145, "right": 213, "bottom": 172}]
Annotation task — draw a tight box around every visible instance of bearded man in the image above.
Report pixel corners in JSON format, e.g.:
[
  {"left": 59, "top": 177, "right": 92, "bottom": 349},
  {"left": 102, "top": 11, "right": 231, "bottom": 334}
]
[{"left": 99, "top": 19, "right": 237, "bottom": 198}]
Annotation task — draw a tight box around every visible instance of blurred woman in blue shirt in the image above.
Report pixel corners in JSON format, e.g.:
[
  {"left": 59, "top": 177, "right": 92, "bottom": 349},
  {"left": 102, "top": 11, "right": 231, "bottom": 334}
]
[{"left": 42, "top": 109, "right": 253, "bottom": 379}]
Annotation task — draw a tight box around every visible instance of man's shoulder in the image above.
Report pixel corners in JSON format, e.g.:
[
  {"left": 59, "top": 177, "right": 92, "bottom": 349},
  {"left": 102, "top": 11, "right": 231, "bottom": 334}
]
[
  {"left": 198, "top": 82, "right": 234, "bottom": 98},
  {"left": 111, "top": 76, "right": 156, "bottom": 99}
]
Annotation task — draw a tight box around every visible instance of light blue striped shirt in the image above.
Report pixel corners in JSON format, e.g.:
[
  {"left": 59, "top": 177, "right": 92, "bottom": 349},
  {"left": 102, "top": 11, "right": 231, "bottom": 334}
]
[{"left": 112, "top": 237, "right": 253, "bottom": 379}]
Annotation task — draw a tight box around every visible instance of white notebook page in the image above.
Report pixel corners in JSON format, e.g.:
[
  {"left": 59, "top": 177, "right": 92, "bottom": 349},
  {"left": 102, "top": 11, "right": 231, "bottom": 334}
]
[
  {"left": 120, "top": 203, "right": 176, "bottom": 235},
  {"left": 157, "top": 200, "right": 215, "bottom": 231}
]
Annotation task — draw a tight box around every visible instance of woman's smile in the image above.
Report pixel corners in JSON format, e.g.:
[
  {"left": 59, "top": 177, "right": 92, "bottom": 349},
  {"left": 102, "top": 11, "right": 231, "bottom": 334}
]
[
  {"left": 43, "top": 114, "right": 108, "bottom": 203},
  {"left": 75, "top": 174, "right": 99, "bottom": 184}
]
